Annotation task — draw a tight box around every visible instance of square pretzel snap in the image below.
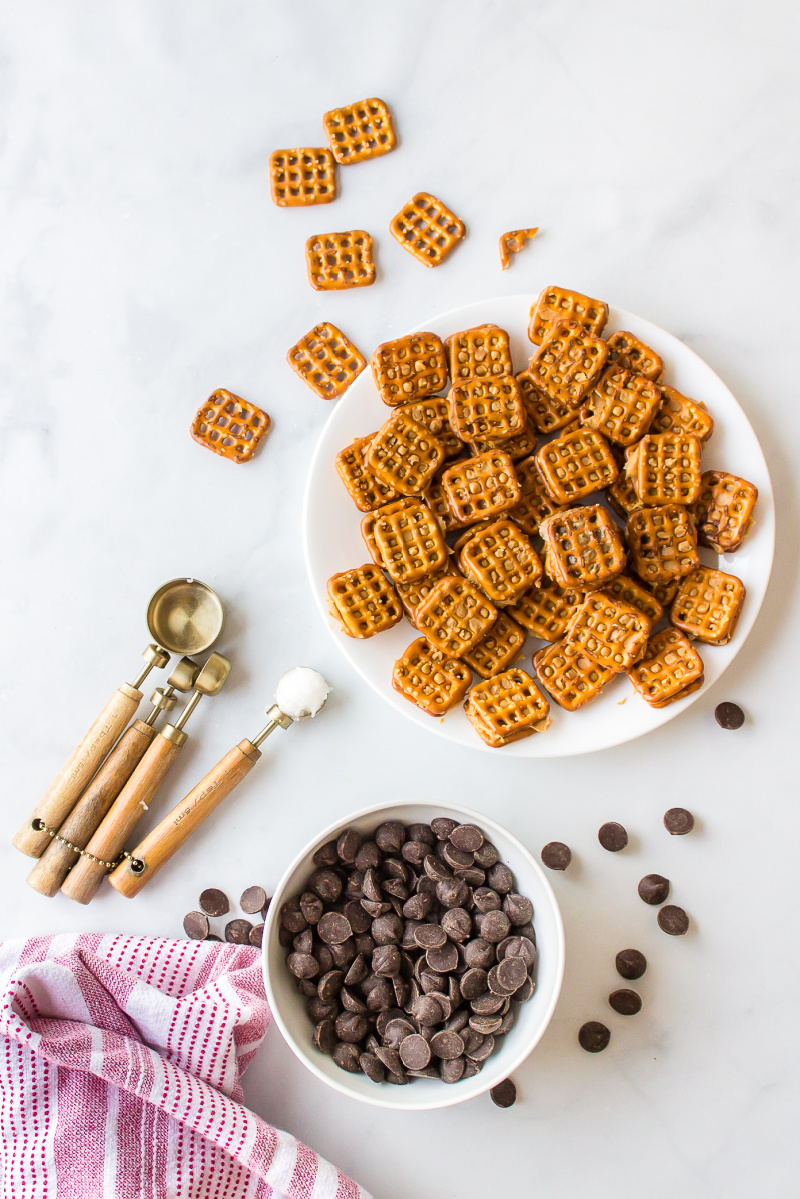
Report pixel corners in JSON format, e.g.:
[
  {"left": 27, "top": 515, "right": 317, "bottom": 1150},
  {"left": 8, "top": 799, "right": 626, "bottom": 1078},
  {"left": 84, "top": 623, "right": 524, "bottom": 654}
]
[
  {"left": 670, "top": 566, "right": 745, "bottom": 646},
  {"left": 690, "top": 469, "right": 758, "bottom": 554},
  {"left": 323, "top": 97, "right": 397, "bottom": 164},
  {"left": 469, "top": 419, "right": 537, "bottom": 463},
  {"left": 287, "top": 322, "right": 366, "bottom": 400},
  {"left": 393, "top": 637, "right": 472, "bottom": 717},
  {"left": 506, "top": 579, "right": 585, "bottom": 643},
  {"left": 390, "top": 191, "right": 465, "bottom": 267},
  {"left": 605, "top": 330, "right": 664, "bottom": 382},
  {"left": 528, "top": 286, "right": 609, "bottom": 345},
  {"left": 628, "top": 626, "right": 704, "bottom": 707},
  {"left": 603, "top": 573, "right": 664, "bottom": 626},
  {"left": 373, "top": 500, "right": 448, "bottom": 583},
  {"left": 441, "top": 450, "right": 521, "bottom": 527},
  {"left": 305, "top": 231, "right": 375, "bottom": 290},
  {"left": 516, "top": 368, "right": 575, "bottom": 435},
  {"left": 650, "top": 385, "right": 714, "bottom": 443},
  {"left": 394, "top": 561, "right": 460, "bottom": 629},
  {"left": 458, "top": 519, "right": 543, "bottom": 605},
  {"left": 417, "top": 576, "right": 498, "bottom": 657},
  {"left": 507, "top": 454, "right": 568, "bottom": 536},
  {"left": 533, "top": 639, "right": 616, "bottom": 711},
  {"left": 367, "top": 409, "right": 445, "bottom": 495},
  {"left": 464, "top": 669, "right": 551, "bottom": 748},
  {"left": 397, "top": 398, "right": 462, "bottom": 458},
  {"left": 191, "top": 389, "right": 271, "bottom": 464},
  {"left": 539, "top": 506, "right": 627, "bottom": 590},
  {"left": 626, "top": 432, "right": 703, "bottom": 506},
  {"left": 461, "top": 612, "right": 527, "bottom": 679},
  {"left": 564, "top": 590, "right": 652, "bottom": 673},
  {"left": 327, "top": 565, "right": 403, "bottom": 638},
  {"left": 335, "top": 432, "right": 398, "bottom": 512},
  {"left": 449, "top": 375, "right": 526, "bottom": 444},
  {"left": 446, "top": 325, "right": 513, "bottom": 382},
  {"left": 370, "top": 333, "right": 448, "bottom": 407},
  {"left": 580, "top": 367, "right": 662, "bottom": 446},
  {"left": 626, "top": 504, "right": 699, "bottom": 586},
  {"left": 361, "top": 498, "right": 417, "bottom": 564},
  {"left": 535, "top": 425, "right": 619, "bottom": 505},
  {"left": 269, "top": 148, "right": 336, "bottom": 206},
  {"left": 529, "top": 320, "right": 609, "bottom": 408}
]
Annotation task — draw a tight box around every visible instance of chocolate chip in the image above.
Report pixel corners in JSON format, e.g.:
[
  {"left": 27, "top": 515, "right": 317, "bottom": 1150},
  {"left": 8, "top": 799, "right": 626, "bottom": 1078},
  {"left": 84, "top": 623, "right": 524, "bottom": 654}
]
[
  {"left": 330, "top": 941, "right": 356, "bottom": 970},
  {"left": 372, "top": 945, "right": 401, "bottom": 977},
  {"left": 715, "top": 701, "right": 744, "bottom": 729},
  {"left": 299, "top": 892, "right": 323, "bottom": 925},
  {"left": 480, "top": 910, "right": 511, "bottom": 944},
  {"left": 318, "top": 969, "right": 344, "bottom": 1001},
  {"left": 489, "top": 957, "right": 527, "bottom": 995},
  {"left": 249, "top": 923, "right": 264, "bottom": 948},
  {"left": 490, "top": 1078, "right": 517, "bottom": 1107},
  {"left": 280, "top": 899, "right": 307, "bottom": 934},
  {"left": 423, "top": 854, "right": 452, "bottom": 883},
  {"left": 430, "top": 1030, "right": 464, "bottom": 1059},
  {"left": 308, "top": 869, "right": 342, "bottom": 904},
  {"left": 426, "top": 942, "right": 459, "bottom": 973},
  {"left": 335, "top": 1012, "right": 369, "bottom": 1043},
  {"left": 449, "top": 824, "right": 483, "bottom": 853},
  {"left": 598, "top": 822, "right": 628, "bottom": 852},
  {"left": 473, "top": 887, "right": 502, "bottom": 914},
  {"left": 609, "top": 988, "right": 642, "bottom": 1015},
  {"left": 407, "top": 823, "right": 436, "bottom": 846},
  {"left": 399, "top": 1033, "right": 431, "bottom": 1070},
  {"left": 336, "top": 828, "right": 362, "bottom": 864},
  {"left": 638, "top": 874, "right": 670, "bottom": 905},
  {"left": 225, "top": 918, "right": 253, "bottom": 944},
  {"left": 374, "top": 1045, "right": 404, "bottom": 1073},
  {"left": 664, "top": 807, "right": 695, "bottom": 835},
  {"left": 470, "top": 992, "right": 505, "bottom": 1015},
  {"left": 307, "top": 997, "right": 337, "bottom": 1022},
  {"left": 486, "top": 863, "right": 513, "bottom": 894},
  {"left": 372, "top": 913, "right": 404, "bottom": 945},
  {"left": 414, "top": 995, "right": 444, "bottom": 1025},
  {"left": 375, "top": 821, "right": 405, "bottom": 854},
  {"left": 615, "top": 949, "right": 647, "bottom": 980},
  {"left": 464, "top": 937, "right": 495, "bottom": 969},
  {"left": 579, "top": 1021, "right": 610, "bottom": 1052},
  {"left": 460, "top": 967, "right": 488, "bottom": 1000},
  {"left": 313, "top": 1018, "right": 337, "bottom": 1054},
  {"left": 287, "top": 953, "right": 319, "bottom": 979},
  {"left": 355, "top": 841, "right": 381, "bottom": 872},
  {"left": 442, "top": 842, "right": 474, "bottom": 870},
  {"left": 541, "top": 842, "right": 571, "bottom": 871},
  {"left": 515, "top": 976, "right": 535, "bottom": 1003},
  {"left": 473, "top": 842, "right": 499, "bottom": 868},
  {"left": 503, "top": 893, "right": 533, "bottom": 926},
  {"left": 431, "top": 817, "right": 459, "bottom": 839},
  {"left": 332, "top": 1042, "right": 361, "bottom": 1073},
  {"left": 183, "top": 911, "right": 209, "bottom": 940},
  {"left": 499, "top": 936, "right": 536, "bottom": 970},
  {"left": 293, "top": 928, "right": 313, "bottom": 955},
  {"left": 206, "top": 934, "right": 222, "bottom": 941},
  {"left": 240, "top": 885, "right": 267, "bottom": 915},
  {"left": 436, "top": 878, "right": 470, "bottom": 909},
  {"left": 441, "top": 907, "right": 471, "bottom": 942},
  {"left": 313, "top": 840, "right": 339, "bottom": 867},
  {"left": 360, "top": 1052, "right": 385, "bottom": 1082},
  {"left": 198, "top": 888, "right": 229, "bottom": 917},
  {"left": 658, "top": 904, "right": 690, "bottom": 935},
  {"left": 440, "top": 1056, "right": 465, "bottom": 1083}
]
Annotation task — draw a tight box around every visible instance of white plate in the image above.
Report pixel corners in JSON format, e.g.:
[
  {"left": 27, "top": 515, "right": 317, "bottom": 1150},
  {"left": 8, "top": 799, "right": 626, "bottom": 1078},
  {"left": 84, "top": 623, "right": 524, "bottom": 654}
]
[{"left": 303, "top": 296, "right": 775, "bottom": 757}]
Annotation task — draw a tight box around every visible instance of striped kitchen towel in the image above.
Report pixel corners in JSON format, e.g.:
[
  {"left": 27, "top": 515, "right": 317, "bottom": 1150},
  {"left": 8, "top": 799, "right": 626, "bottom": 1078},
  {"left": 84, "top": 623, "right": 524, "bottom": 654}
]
[{"left": 0, "top": 934, "right": 372, "bottom": 1199}]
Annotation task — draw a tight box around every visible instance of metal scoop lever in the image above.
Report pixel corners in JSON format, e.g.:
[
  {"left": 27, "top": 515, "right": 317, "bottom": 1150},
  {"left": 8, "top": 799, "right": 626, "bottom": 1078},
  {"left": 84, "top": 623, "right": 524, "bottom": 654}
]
[{"left": 109, "top": 668, "right": 331, "bottom": 898}]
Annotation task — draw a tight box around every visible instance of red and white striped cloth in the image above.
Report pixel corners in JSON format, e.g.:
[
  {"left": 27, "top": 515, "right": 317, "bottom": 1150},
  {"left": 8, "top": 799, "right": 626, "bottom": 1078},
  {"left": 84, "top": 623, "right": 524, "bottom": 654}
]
[{"left": 0, "top": 934, "right": 372, "bottom": 1199}]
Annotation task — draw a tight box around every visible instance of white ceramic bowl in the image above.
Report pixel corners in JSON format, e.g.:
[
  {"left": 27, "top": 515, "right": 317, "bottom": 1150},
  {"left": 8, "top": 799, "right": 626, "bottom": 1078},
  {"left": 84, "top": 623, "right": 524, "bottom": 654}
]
[{"left": 262, "top": 801, "right": 565, "bottom": 1110}]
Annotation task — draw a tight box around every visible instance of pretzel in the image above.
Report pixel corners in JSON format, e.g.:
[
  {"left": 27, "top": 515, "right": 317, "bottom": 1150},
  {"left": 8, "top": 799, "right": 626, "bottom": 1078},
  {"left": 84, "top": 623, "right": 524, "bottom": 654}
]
[
  {"left": 580, "top": 367, "right": 662, "bottom": 446},
  {"left": 269, "top": 148, "right": 336, "bottom": 206},
  {"left": 370, "top": 333, "right": 448, "bottom": 407},
  {"left": 539, "top": 506, "right": 627, "bottom": 590},
  {"left": 327, "top": 565, "right": 403, "bottom": 638},
  {"left": 626, "top": 432, "right": 702, "bottom": 506},
  {"left": 305, "top": 231, "right": 375, "bottom": 290},
  {"left": 650, "top": 385, "right": 714, "bottom": 443},
  {"left": 535, "top": 425, "right": 619, "bottom": 504},
  {"left": 394, "top": 561, "right": 460, "bottom": 628},
  {"left": 647, "top": 578, "right": 680, "bottom": 607},
  {"left": 190, "top": 389, "right": 271, "bottom": 464},
  {"left": 690, "top": 469, "right": 758, "bottom": 553},
  {"left": 458, "top": 519, "right": 543, "bottom": 605},
  {"left": 425, "top": 475, "right": 465, "bottom": 532},
  {"left": 564, "top": 591, "right": 652, "bottom": 672},
  {"left": 529, "top": 321, "right": 609, "bottom": 408},
  {"left": 670, "top": 566, "right": 745, "bottom": 646},
  {"left": 628, "top": 627, "right": 704, "bottom": 707},
  {"left": 417, "top": 576, "right": 498, "bottom": 656},
  {"left": 603, "top": 573, "right": 664, "bottom": 626},
  {"left": 389, "top": 192, "right": 465, "bottom": 267},
  {"left": 506, "top": 578, "right": 585, "bottom": 642},
  {"left": 516, "top": 368, "right": 575, "bottom": 434},
  {"left": 366, "top": 409, "right": 445, "bottom": 495},
  {"left": 626, "top": 504, "right": 699, "bottom": 585},
  {"left": 451, "top": 518, "right": 496, "bottom": 552},
  {"left": 287, "top": 322, "right": 366, "bottom": 400},
  {"left": 606, "top": 330, "right": 664, "bottom": 382},
  {"left": 441, "top": 450, "right": 521, "bottom": 526},
  {"left": 336, "top": 432, "right": 398, "bottom": 512},
  {"left": 446, "top": 325, "right": 513, "bottom": 382},
  {"left": 461, "top": 612, "right": 527, "bottom": 678},
  {"left": 322, "top": 98, "right": 397, "bottom": 165},
  {"left": 449, "top": 376, "right": 526, "bottom": 444},
  {"left": 395, "top": 398, "right": 461, "bottom": 458},
  {"left": 499, "top": 228, "right": 538, "bottom": 270},
  {"left": 361, "top": 498, "right": 417, "bottom": 564},
  {"left": 392, "top": 637, "right": 472, "bottom": 717},
  {"left": 607, "top": 454, "right": 645, "bottom": 520},
  {"left": 464, "top": 669, "right": 551, "bottom": 747},
  {"left": 469, "top": 419, "right": 538, "bottom": 463},
  {"left": 527, "top": 286, "right": 609, "bottom": 345},
  {"left": 373, "top": 500, "right": 449, "bottom": 582},
  {"left": 533, "top": 639, "right": 616, "bottom": 711}
]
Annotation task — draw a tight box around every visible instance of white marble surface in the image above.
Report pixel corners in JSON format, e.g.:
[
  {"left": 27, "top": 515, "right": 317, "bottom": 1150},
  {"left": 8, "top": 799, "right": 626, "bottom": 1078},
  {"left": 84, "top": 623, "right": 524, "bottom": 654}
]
[{"left": 1, "top": 3, "right": 798, "bottom": 1196}]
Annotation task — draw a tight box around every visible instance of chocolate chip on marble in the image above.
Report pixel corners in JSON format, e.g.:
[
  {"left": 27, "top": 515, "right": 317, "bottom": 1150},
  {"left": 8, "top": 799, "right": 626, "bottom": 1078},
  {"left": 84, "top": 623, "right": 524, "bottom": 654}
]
[
  {"left": 183, "top": 911, "right": 209, "bottom": 940},
  {"left": 598, "top": 822, "right": 628, "bottom": 852},
  {"left": 609, "top": 989, "right": 642, "bottom": 1015},
  {"left": 225, "top": 918, "right": 253, "bottom": 944},
  {"left": 540, "top": 842, "right": 571, "bottom": 871},
  {"left": 490, "top": 1078, "right": 517, "bottom": 1107},
  {"left": 638, "top": 874, "right": 670, "bottom": 905},
  {"left": 248, "top": 924, "right": 264, "bottom": 948},
  {"left": 579, "top": 1022, "right": 610, "bottom": 1052},
  {"left": 715, "top": 701, "right": 744, "bottom": 730},
  {"left": 199, "top": 888, "right": 229, "bottom": 918},
  {"left": 615, "top": 949, "right": 647, "bottom": 980},
  {"left": 206, "top": 933, "right": 222, "bottom": 942},
  {"left": 240, "top": 885, "right": 267, "bottom": 915},
  {"left": 664, "top": 807, "right": 695, "bottom": 835},
  {"left": 658, "top": 905, "right": 690, "bottom": 935}
]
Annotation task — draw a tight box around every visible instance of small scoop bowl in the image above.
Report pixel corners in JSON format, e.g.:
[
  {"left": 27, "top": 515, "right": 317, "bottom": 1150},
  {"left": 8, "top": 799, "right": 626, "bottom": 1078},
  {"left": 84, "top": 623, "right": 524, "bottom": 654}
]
[{"left": 147, "top": 578, "right": 225, "bottom": 656}]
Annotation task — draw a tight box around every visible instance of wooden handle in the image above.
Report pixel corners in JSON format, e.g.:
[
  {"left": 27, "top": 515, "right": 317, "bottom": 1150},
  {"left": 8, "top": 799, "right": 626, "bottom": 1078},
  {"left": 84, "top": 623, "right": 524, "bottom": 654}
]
[
  {"left": 26, "top": 721, "right": 157, "bottom": 898},
  {"left": 13, "top": 683, "right": 142, "bottom": 858},
  {"left": 109, "top": 740, "right": 260, "bottom": 899},
  {"left": 60, "top": 732, "right": 183, "bottom": 905}
]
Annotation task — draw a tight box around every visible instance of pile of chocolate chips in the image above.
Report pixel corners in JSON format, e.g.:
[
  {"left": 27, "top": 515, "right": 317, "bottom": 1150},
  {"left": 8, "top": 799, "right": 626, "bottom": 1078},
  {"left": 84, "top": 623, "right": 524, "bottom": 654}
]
[{"left": 280, "top": 817, "right": 536, "bottom": 1085}]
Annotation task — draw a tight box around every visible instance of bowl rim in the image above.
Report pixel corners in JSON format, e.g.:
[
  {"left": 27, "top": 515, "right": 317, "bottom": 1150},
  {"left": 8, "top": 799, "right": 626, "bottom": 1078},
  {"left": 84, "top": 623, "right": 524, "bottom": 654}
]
[{"left": 262, "top": 799, "right": 566, "bottom": 1110}]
